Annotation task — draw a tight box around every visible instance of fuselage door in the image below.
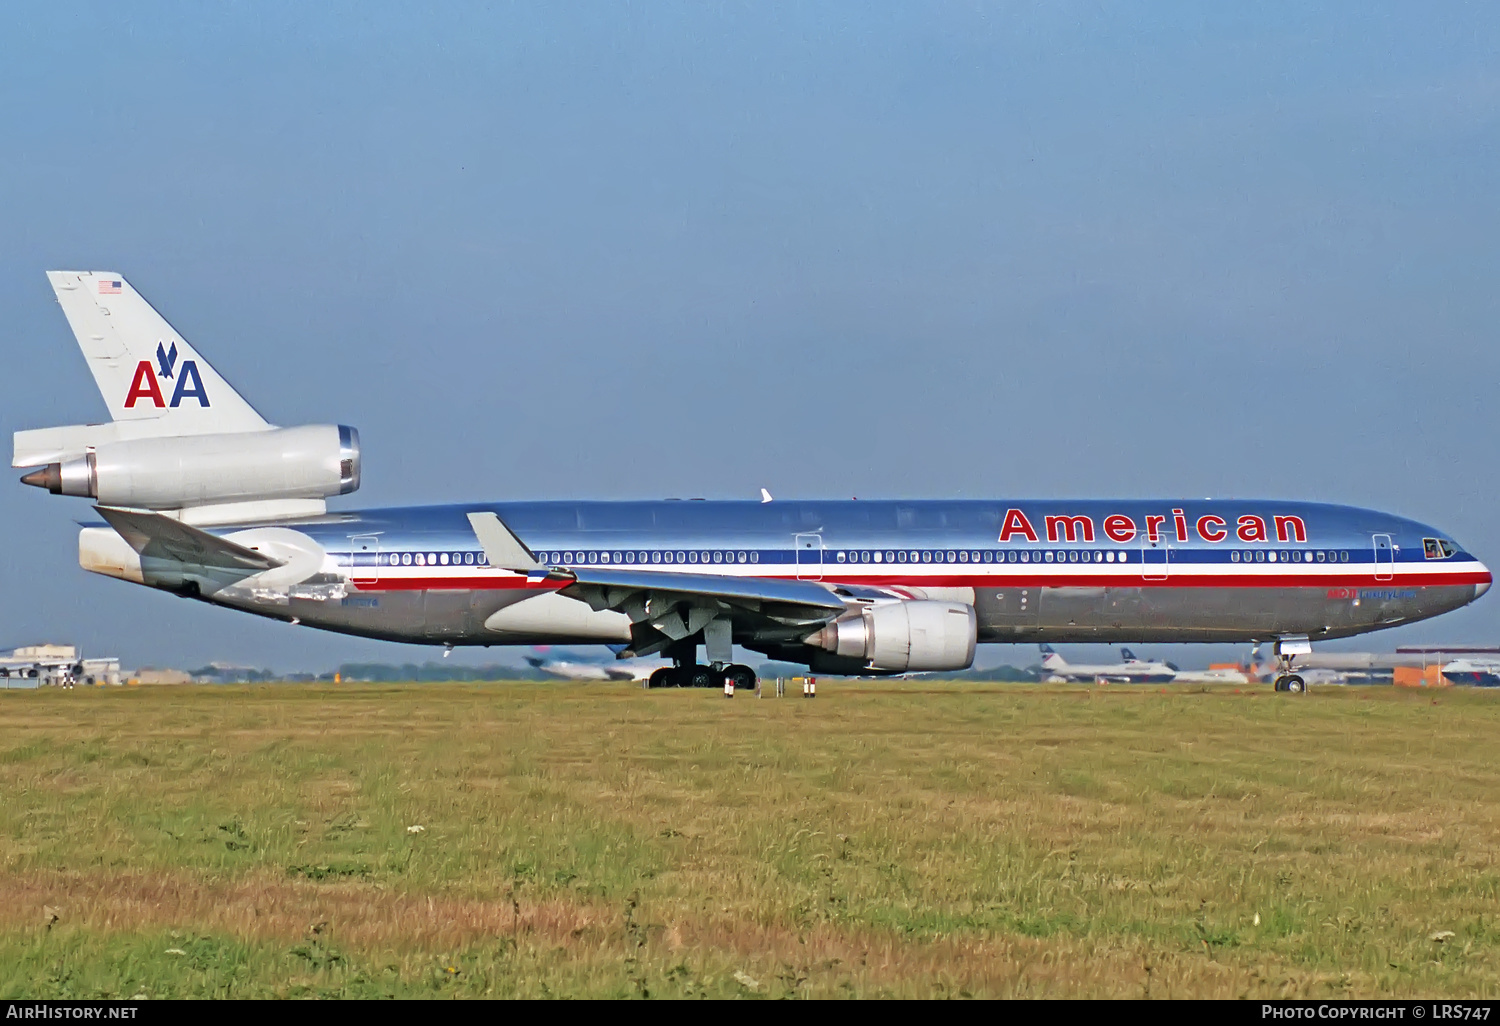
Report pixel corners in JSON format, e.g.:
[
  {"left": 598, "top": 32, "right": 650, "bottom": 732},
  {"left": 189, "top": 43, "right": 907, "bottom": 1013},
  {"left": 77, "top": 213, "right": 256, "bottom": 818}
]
[
  {"left": 1141, "top": 537, "right": 1169, "bottom": 581},
  {"left": 350, "top": 534, "right": 380, "bottom": 585},
  {"left": 795, "top": 533, "right": 823, "bottom": 581},
  {"left": 1373, "top": 533, "right": 1394, "bottom": 581}
]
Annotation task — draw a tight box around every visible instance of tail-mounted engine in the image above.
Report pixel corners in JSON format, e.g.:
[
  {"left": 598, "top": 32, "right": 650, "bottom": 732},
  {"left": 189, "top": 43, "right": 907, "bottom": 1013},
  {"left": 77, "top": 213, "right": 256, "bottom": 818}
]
[{"left": 20, "top": 425, "right": 359, "bottom": 510}]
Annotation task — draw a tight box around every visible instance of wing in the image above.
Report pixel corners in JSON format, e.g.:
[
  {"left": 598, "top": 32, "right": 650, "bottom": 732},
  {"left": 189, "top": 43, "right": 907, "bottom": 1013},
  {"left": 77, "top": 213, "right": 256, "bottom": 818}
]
[
  {"left": 465, "top": 509, "right": 865, "bottom": 657},
  {"left": 560, "top": 566, "right": 849, "bottom": 657}
]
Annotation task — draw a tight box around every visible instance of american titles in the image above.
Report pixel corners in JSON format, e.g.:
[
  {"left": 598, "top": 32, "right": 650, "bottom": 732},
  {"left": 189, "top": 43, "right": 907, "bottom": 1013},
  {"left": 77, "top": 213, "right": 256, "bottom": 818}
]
[{"left": 999, "top": 508, "right": 1307, "bottom": 545}]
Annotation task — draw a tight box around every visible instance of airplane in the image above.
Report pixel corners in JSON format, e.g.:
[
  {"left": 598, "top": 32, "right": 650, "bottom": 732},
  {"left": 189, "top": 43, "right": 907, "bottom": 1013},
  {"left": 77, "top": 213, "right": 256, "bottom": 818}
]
[
  {"left": 14, "top": 272, "right": 1492, "bottom": 694},
  {"left": 1167, "top": 667, "right": 1252, "bottom": 685},
  {"left": 1038, "top": 644, "right": 1178, "bottom": 683},
  {"left": 523, "top": 647, "right": 669, "bottom": 683},
  {"left": 1440, "top": 659, "right": 1500, "bottom": 687}
]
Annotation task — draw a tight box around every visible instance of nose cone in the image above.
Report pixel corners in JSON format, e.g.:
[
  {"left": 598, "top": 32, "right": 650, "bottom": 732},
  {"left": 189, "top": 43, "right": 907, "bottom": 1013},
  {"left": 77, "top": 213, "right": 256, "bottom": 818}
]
[{"left": 1477, "top": 577, "right": 1491, "bottom": 600}]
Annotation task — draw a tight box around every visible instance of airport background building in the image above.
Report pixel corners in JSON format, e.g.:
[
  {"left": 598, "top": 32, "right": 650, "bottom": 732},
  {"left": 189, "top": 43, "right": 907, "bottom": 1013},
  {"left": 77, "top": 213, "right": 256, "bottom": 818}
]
[{"left": 0, "top": 644, "right": 120, "bottom": 688}]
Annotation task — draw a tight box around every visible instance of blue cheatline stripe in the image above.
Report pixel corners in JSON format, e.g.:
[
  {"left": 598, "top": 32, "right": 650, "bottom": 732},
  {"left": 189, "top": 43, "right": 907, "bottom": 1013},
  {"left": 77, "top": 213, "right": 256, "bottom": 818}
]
[{"left": 339, "top": 543, "right": 1475, "bottom": 574}]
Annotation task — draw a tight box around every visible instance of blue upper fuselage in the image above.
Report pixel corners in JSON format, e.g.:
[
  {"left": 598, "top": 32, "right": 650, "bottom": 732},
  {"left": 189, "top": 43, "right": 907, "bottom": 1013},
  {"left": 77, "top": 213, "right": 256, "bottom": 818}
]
[{"left": 285, "top": 498, "right": 1475, "bottom": 567}]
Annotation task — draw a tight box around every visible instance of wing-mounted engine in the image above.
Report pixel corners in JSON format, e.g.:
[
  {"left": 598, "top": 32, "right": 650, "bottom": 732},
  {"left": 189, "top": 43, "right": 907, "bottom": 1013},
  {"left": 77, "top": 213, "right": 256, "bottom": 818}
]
[{"left": 804, "top": 599, "right": 977, "bottom": 673}]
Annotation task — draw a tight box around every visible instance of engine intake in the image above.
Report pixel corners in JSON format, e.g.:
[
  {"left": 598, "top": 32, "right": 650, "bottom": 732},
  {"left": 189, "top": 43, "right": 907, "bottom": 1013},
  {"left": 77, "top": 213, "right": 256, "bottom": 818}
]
[
  {"left": 20, "top": 424, "right": 359, "bottom": 509},
  {"left": 805, "top": 600, "right": 977, "bottom": 673}
]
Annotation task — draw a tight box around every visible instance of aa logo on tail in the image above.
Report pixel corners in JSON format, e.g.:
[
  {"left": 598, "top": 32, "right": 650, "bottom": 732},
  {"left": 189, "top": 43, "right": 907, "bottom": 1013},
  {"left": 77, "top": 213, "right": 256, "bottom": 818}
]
[{"left": 123, "top": 341, "right": 209, "bottom": 408}]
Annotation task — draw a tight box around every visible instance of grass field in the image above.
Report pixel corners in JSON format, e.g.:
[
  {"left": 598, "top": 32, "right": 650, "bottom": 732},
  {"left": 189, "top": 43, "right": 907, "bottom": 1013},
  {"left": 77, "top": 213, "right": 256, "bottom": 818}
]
[{"left": 2, "top": 680, "right": 1499, "bottom": 999}]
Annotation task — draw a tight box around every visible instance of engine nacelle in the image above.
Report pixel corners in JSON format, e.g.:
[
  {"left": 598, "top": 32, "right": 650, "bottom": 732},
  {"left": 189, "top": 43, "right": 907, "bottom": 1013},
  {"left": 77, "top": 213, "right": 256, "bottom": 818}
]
[
  {"left": 805, "top": 600, "right": 977, "bottom": 673},
  {"left": 22, "top": 425, "right": 359, "bottom": 509}
]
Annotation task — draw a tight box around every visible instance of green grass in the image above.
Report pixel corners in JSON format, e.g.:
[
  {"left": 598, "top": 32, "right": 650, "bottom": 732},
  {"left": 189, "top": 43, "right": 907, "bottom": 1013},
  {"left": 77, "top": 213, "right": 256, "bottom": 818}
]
[{"left": 2, "top": 680, "right": 1498, "bottom": 997}]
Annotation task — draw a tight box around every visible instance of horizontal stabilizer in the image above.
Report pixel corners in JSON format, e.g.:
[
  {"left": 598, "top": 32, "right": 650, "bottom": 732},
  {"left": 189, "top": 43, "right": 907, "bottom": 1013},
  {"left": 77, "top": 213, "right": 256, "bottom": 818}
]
[
  {"left": 94, "top": 505, "right": 283, "bottom": 572},
  {"left": 467, "top": 511, "right": 545, "bottom": 573}
]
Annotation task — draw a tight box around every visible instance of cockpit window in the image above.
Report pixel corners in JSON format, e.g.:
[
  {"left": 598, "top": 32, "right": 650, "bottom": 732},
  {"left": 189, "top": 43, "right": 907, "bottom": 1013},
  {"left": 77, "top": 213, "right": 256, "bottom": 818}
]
[{"left": 1425, "top": 538, "right": 1459, "bottom": 559}]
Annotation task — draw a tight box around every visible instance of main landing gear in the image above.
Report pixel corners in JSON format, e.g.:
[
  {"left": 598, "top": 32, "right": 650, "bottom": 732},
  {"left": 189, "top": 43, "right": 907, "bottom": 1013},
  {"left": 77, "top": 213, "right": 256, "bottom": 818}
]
[
  {"left": 1270, "top": 635, "right": 1310, "bottom": 694},
  {"left": 644, "top": 621, "right": 757, "bottom": 691},
  {"left": 647, "top": 663, "right": 757, "bottom": 690}
]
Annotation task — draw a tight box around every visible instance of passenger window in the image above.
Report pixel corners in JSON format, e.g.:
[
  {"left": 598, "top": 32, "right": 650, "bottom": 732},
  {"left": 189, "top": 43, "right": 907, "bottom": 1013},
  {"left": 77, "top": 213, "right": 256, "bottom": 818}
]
[
  {"left": 1340, "top": 551, "right": 1348, "bottom": 562},
  {"left": 946, "top": 551, "right": 957, "bottom": 562},
  {"left": 897, "top": 551, "right": 907, "bottom": 563},
  {"left": 885, "top": 551, "right": 895, "bottom": 562},
  {"left": 984, "top": 551, "right": 994, "bottom": 563},
  {"left": 701, "top": 551, "right": 710, "bottom": 563},
  {"left": 713, "top": 551, "right": 723, "bottom": 563},
  {"left": 958, "top": 551, "right": 968, "bottom": 563},
  {"left": 750, "top": 552, "right": 759, "bottom": 563},
  {"left": 1020, "top": 552, "right": 1029, "bottom": 563},
  {"left": 738, "top": 551, "right": 747, "bottom": 563},
  {"left": 911, "top": 551, "right": 920, "bottom": 562},
  {"left": 1045, "top": 552, "right": 1054, "bottom": 563},
  {"left": 1231, "top": 551, "right": 1239, "bottom": 562},
  {"left": 1008, "top": 551, "right": 1017, "bottom": 562},
  {"left": 1256, "top": 551, "right": 1265, "bottom": 562}
]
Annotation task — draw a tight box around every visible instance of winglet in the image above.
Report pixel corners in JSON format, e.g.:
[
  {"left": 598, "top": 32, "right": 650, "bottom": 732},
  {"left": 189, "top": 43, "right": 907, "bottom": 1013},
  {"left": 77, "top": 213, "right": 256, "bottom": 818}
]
[
  {"left": 760, "top": 488, "right": 773, "bottom": 503},
  {"left": 467, "top": 511, "right": 545, "bottom": 573}
]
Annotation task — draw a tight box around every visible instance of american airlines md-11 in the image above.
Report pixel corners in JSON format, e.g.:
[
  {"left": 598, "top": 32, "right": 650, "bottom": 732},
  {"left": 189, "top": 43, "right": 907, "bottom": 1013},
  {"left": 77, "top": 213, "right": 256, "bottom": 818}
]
[{"left": 15, "top": 273, "right": 1491, "bottom": 693}]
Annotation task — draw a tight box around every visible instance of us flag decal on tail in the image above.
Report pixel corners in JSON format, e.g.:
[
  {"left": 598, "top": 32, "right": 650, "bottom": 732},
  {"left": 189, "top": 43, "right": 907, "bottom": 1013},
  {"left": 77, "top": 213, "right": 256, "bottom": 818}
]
[{"left": 98, "top": 279, "right": 121, "bottom": 294}]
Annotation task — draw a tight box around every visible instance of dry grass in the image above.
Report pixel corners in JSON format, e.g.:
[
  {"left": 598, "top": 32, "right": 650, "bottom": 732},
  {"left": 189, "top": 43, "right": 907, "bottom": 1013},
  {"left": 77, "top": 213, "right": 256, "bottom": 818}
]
[{"left": 2, "top": 680, "right": 1499, "bottom": 998}]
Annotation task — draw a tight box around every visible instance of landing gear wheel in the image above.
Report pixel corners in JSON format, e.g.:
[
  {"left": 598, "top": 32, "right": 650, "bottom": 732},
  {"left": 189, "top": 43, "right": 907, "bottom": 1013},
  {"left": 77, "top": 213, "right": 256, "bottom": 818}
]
[
  {"left": 1273, "top": 675, "right": 1286, "bottom": 692},
  {"left": 684, "top": 665, "right": 716, "bottom": 689},
  {"left": 724, "top": 664, "right": 757, "bottom": 691},
  {"left": 1284, "top": 674, "right": 1306, "bottom": 694},
  {"left": 647, "top": 667, "right": 673, "bottom": 690}
]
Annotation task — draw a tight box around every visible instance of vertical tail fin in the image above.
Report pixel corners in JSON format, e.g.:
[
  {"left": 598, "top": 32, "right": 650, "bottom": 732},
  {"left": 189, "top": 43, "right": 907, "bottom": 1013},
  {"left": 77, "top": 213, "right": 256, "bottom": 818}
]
[
  {"left": 46, "top": 271, "right": 267, "bottom": 435},
  {"left": 1121, "top": 647, "right": 1139, "bottom": 662}
]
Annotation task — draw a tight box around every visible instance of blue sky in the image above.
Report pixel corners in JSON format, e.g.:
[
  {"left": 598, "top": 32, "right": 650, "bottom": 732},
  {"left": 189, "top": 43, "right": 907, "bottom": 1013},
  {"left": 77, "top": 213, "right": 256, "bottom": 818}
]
[{"left": 2, "top": 3, "right": 1498, "bottom": 671}]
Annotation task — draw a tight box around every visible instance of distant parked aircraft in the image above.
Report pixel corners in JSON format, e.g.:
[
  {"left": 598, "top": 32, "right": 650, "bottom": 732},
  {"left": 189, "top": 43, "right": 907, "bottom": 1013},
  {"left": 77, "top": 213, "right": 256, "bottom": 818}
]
[
  {"left": 1440, "top": 659, "right": 1500, "bottom": 687},
  {"left": 523, "top": 648, "right": 668, "bottom": 683},
  {"left": 1038, "top": 644, "right": 1178, "bottom": 683}
]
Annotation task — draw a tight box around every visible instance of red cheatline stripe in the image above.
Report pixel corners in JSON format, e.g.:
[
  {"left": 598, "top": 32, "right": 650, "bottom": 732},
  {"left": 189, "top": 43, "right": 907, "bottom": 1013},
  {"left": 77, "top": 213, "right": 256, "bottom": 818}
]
[{"left": 351, "top": 570, "right": 1491, "bottom": 592}]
